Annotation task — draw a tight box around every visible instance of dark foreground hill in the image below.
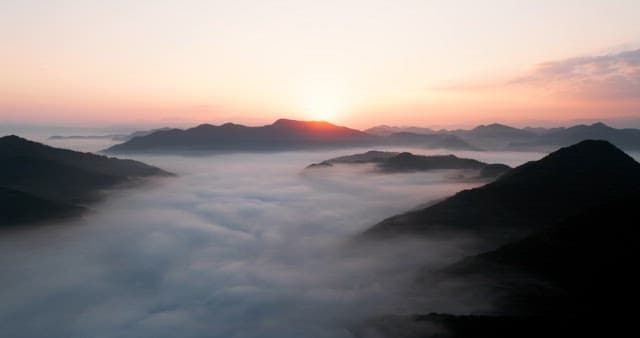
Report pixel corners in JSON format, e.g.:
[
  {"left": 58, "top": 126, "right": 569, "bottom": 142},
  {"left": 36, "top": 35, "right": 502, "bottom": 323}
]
[
  {"left": 445, "top": 191, "right": 639, "bottom": 316},
  {"left": 0, "top": 187, "right": 85, "bottom": 226},
  {"left": 306, "top": 150, "right": 510, "bottom": 178},
  {"left": 357, "top": 141, "right": 640, "bottom": 338},
  {"left": 364, "top": 140, "right": 640, "bottom": 244},
  {"left": 105, "top": 119, "right": 477, "bottom": 154},
  {"left": 0, "top": 135, "right": 172, "bottom": 227},
  {"left": 358, "top": 192, "right": 640, "bottom": 338}
]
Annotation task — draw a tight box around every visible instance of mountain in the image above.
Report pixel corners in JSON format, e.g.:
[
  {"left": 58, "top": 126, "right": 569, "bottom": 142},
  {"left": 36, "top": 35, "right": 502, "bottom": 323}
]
[
  {"left": 446, "top": 192, "right": 639, "bottom": 316},
  {"left": 384, "top": 132, "right": 480, "bottom": 150},
  {"left": 0, "top": 187, "right": 85, "bottom": 226},
  {"left": 365, "top": 123, "right": 540, "bottom": 150},
  {"left": 105, "top": 119, "right": 478, "bottom": 154},
  {"left": 307, "top": 150, "right": 400, "bottom": 167},
  {"left": 113, "top": 127, "right": 173, "bottom": 141},
  {"left": 106, "top": 119, "right": 376, "bottom": 153},
  {"left": 364, "top": 140, "right": 640, "bottom": 244},
  {"left": 448, "top": 123, "right": 538, "bottom": 150},
  {"left": 306, "top": 150, "right": 511, "bottom": 178},
  {"left": 360, "top": 142, "right": 640, "bottom": 338},
  {"left": 465, "top": 123, "right": 534, "bottom": 139},
  {"left": 508, "top": 122, "right": 640, "bottom": 151},
  {"left": 373, "top": 192, "right": 640, "bottom": 338},
  {"left": 0, "top": 135, "right": 172, "bottom": 226},
  {"left": 366, "top": 122, "right": 640, "bottom": 151},
  {"left": 365, "top": 125, "right": 436, "bottom": 136}
]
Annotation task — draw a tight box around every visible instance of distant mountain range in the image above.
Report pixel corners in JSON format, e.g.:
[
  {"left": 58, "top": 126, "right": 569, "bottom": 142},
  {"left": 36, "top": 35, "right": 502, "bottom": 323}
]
[
  {"left": 364, "top": 125, "right": 437, "bottom": 136},
  {"left": 367, "top": 122, "right": 640, "bottom": 151},
  {"left": 104, "top": 119, "right": 640, "bottom": 154},
  {"left": 0, "top": 135, "right": 172, "bottom": 227},
  {"left": 306, "top": 150, "right": 511, "bottom": 178},
  {"left": 104, "top": 119, "right": 477, "bottom": 154}
]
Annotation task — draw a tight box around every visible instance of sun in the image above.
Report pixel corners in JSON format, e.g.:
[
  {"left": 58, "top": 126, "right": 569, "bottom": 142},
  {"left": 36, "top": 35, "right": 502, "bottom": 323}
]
[{"left": 302, "top": 92, "right": 344, "bottom": 122}]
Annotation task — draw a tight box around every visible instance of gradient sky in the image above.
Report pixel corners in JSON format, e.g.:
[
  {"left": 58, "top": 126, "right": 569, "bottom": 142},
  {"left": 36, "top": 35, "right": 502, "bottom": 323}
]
[{"left": 1, "top": 0, "right": 639, "bottom": 128}]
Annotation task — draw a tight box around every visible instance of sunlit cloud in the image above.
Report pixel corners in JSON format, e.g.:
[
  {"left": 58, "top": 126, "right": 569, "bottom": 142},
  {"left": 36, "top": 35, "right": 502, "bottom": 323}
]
[{"left": 510, "top": 49, "right": 640, "bottom": 101}]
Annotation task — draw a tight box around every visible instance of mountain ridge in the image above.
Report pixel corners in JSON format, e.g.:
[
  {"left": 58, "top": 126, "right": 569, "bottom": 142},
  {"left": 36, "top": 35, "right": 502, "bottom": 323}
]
[
  {"left": 363, "top": 140, "right": 640, "bottom": 244},
  {"left": 105, "top": 119, "right": 478, "bottom": 154},
  {"left": 306, "top": 150, "right": 511, "bottom": 178},
  {"left": 0, "top": 135, "right": 173, "bottom": 227}
]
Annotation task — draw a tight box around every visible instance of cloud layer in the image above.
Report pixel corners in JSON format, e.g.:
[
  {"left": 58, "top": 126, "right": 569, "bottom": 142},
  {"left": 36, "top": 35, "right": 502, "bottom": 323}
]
[{"left": 0, "top": 147, "right": 545, "bottom": 337}]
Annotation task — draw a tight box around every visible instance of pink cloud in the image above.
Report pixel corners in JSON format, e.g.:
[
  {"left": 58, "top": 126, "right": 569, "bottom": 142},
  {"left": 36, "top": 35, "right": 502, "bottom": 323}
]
[{"left": 511, "top": 49, "right": 640, "bottom": 100}]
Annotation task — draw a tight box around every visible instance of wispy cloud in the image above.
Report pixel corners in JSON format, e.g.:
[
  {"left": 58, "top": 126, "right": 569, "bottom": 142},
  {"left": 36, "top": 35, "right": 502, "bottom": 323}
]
[
  {"left": 510, "top": 49, "right": 640, "bottom": 100},
  {"left": 433, "top": 48, "right": 640, "bottom": 103}
]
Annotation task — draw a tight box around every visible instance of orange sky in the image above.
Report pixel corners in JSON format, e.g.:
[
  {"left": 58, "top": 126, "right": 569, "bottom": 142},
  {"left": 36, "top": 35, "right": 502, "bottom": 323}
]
[{"left": 1, "top": 1, "right": 639, "bottom": 129}]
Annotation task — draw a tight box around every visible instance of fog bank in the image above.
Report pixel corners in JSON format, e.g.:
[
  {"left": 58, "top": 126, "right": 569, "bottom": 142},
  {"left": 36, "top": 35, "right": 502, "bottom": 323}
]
[{"left": 0, "top": 146, "right": 544, "bottom": 337}]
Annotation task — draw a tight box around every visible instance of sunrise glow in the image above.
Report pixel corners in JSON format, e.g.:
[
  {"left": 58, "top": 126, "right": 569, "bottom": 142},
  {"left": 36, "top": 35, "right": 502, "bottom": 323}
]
[{"left": 1, "top": 1, "right": 639, "bottom": 128}]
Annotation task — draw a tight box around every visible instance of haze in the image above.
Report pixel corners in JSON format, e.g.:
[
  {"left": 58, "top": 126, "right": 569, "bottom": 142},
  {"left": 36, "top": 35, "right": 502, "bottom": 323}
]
[{"left": 0, "top": 140, "right": 540, "bottom": 337}]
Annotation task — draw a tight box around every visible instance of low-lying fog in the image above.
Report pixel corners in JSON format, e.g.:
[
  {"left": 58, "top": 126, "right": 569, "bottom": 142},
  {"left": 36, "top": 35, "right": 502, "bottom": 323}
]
[{"left": 0, "top": 139, "right": 587, "bottom": 337}]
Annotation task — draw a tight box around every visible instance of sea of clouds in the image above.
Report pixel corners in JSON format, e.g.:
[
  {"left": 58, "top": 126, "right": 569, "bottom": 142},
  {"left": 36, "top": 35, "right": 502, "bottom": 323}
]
[{"left": 0, "top": 143, "right": 547, "bottom": 338}]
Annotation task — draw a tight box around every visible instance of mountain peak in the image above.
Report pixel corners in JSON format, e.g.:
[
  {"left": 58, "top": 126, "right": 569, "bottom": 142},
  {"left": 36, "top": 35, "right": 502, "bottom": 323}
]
[
  {"left": 365, "top": 139, "right": 640, "bottom": 241},
  {"left": 494, "top": 139, "right": 640, "bottom": 189},
  {"left": 589, "top": 122, "right": 612, "bottom": 129},
  {"left": 272, "top": 118, "right": 303, "bottom": 126},
  {"left": 473, "top": 123, "right": 517, "bottom": 131},
  {"left": 1, "top": 134, "right": 28, "bottom": 143},
  {"left": 540, "top": 139, "right": 633, "bottom": 164},
  {"left": 0, "top": 134, "right": 53, "bottom": 153}
]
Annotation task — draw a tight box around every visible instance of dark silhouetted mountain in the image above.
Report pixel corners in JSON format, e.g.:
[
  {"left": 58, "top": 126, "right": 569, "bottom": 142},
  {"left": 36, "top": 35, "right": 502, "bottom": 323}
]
[
  {"left": 105, "top": 119, "right": 479, "bottom": 154},
  {"left": 113, "top": 127, "right": 173, "bottom": 141},
  {"left": 381, "top": 153, "right": 487, "bottom": 173},
  {"left": 106, "top": 119, "right": 377, "bottom": 153},
  {"left": 0, "top": 187, "right": 85, "bottom": 226},
  {"left": 307, "top": 150, "right": 400, "bottom": 167},
  {"left": 305, "top": 150, "right": 511, "bottom": 177},
  {"left": 379, "top": 193, "right": 640, "bottom": 338},
  {"left": 446, "top": 192, "right": 639, "bottom": 316},
  {"left": 357, "top": 313, "right": 597, "bottom": 338},
  {"left": 508, "top": 122, "right": 640, "bottom": 151},
  {"left": 478, "top": 163, "right": 512, "bottom": 179},
  {"left": 364, "top": 140, "right": 640, "bottom": 243},
  {"left": 0, "top": 135, "right": 172, "bottom": 226}
]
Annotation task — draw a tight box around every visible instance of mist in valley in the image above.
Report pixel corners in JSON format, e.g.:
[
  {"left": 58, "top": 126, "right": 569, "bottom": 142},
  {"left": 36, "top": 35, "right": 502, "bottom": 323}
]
[{"left": 0, "top": 139, "right": 574, "bottom": 337}]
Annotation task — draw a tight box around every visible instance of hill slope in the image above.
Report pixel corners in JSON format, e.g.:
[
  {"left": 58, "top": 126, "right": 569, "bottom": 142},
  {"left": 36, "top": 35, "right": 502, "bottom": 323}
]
[
  {"left": 306, "top": 150, "right": 511, "bottom": 177},
  {"left": 0, "top": 135, "right": 172, "bottom": 226},
  {"left": 446, "top": 191, "right": 639, "bottom": 315},
  {"left": 364, "top": 140, "right": 640, "bottom": 243}
]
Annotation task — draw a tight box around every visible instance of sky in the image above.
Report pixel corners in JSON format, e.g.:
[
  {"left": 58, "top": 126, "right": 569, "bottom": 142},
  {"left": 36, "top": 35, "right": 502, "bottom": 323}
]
[{"left": 1, "top": 0, "right": 639, "bottom": 129}]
